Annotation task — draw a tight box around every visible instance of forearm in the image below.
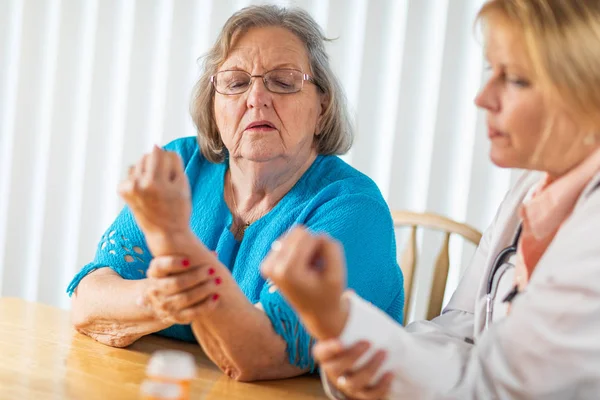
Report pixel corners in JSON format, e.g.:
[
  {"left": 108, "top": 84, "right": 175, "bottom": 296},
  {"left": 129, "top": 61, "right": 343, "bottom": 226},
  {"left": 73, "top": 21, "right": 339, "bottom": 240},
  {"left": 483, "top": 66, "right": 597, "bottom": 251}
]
[
  {"left": 149, "top": 232, "right": 306, "bottom": 381},
  {"left": 191, "top": 297, "right": 307, "bottom": 381},
  {"left": 71, "top": 268, "right": 170, "bottom": 347}
]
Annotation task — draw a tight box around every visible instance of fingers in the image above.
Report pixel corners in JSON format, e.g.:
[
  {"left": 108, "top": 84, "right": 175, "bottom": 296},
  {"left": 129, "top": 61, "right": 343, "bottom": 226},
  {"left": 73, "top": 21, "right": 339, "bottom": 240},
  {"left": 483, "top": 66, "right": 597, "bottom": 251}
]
[
  {"left": 314, "top": 235, "right": 346, "bottom": 285},
  {"left": 120, "top": 146, "right": 183, "bottom": 192},
  {"left": 167, "top": 152, "right": 184, "bottom": 182},
  {"left": 148, "top": 255, "right": 195, "bottom": 278},
  {"left": 349, "top": 372, "right": 394, "bottom": 400},
  {"left": 140, "top": 148, "right": 170, "bottom": 188},
  {"left": 173, "top": 294, "right": 220, "bottom": 323},
  {"left": 148, "top": 251, "right": 218, "bottom": 278},
  {"left": 158, "top": 280, "right": 217, "bottom": 313},
  {"left": 150, "top": 265, "right": 218, "bottom": 296},
  {"left": 135, "top": 155, "right": 148, "bottom": 178},
  {"left": 261, "top": 226, "right": 320, "bottom": 282},
  {"left": 146, "top": 145, "right": 166, "bottom": 180},
  {"left": 146, "top": 147, "right": 184, "bottom": 184},
  {"left": 145, "top": 271, "right": 221, "bottom": 324},
  {"left": 339, "top": 350, "right": 387, "bottom": 393},
  {"left": 315, "top": 341, "right": 393, "bottom": 400},
  {"left": 119, "top": 157, "right": 145, "bottom": 197},
  {"left": 318, "top": 341, "right": 371, "bottom": 380},
  {"left": 150, "top": 291, "right": 219, "bottom": 324},
  {"left": 312, "top": 339, "right": 346, "bottom": 362}
]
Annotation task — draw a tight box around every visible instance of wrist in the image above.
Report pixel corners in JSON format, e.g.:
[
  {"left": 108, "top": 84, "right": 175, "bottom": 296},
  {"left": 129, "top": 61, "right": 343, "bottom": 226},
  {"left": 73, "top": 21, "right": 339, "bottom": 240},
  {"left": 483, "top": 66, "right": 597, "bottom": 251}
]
[
  {"left": 305, "top": 295, "right": 350, "bottom": 341},
  {"left": 144, "top": 229, "right": 196, "bottom": 257}
]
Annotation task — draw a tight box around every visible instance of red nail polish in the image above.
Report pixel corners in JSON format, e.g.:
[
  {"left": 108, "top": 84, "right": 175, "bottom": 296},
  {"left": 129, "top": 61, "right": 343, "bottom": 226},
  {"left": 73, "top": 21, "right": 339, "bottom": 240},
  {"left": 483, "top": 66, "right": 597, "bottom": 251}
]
[
  {"left": 212, "top": 294, "right": 219, "bottom": 301},
  {"left": 208, "top": 268, "right": 215, "bottom": 275},
  {"left": 182, "top": 259, "right": 190, "bottom": 267},
  {"left": 215, "top": 277, "right": 222, "bottom": 285}
]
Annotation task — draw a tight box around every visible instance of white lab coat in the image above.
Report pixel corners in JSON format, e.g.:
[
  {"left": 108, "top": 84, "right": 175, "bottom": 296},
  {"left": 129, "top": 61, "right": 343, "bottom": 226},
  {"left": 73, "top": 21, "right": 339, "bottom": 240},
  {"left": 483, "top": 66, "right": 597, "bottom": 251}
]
[{"left": 322, "top": 171, "right": 600, "bottom": 399}]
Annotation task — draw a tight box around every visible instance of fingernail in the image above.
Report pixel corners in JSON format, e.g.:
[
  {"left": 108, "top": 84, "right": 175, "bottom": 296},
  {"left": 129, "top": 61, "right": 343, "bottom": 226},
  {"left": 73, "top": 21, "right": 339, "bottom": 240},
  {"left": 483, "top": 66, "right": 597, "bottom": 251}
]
[
  {"left": 215, "top": 277, "right": 222, "bottom": 285},
  {"left": 208, "top": 268, "right": 215, "bottom": 275},
  {"left": 182, "top": 259, "right": 190, "bottom": 267},
  {"left": 212, "top": 294, "right": 219, "bottom": 301}
]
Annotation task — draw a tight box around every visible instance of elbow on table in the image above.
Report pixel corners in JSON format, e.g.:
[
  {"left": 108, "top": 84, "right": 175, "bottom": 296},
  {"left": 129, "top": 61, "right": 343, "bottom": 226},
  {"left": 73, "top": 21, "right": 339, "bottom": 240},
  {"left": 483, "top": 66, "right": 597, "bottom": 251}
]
[
  {"left": 70, "top": 302, "right": 138, "bottom": 348},
  {"left": 218, "top": 354, "right": 302, "bottom": 382},
  {"left": 216, "top": 356, "right": 269, "bottom": 382},
  {"left": 87, "top": 330, "right": 138, "bottom": 348},
  {"left": 221, "top": 363, "right": 257, "bottom": 382}
]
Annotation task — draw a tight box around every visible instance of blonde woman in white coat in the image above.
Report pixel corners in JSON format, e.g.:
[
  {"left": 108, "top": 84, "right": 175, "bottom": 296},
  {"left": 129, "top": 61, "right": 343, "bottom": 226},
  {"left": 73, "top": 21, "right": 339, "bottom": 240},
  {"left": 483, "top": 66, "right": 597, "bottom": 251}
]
[{"left": 261, "top": 0, "right": 600, "bottom": 398}]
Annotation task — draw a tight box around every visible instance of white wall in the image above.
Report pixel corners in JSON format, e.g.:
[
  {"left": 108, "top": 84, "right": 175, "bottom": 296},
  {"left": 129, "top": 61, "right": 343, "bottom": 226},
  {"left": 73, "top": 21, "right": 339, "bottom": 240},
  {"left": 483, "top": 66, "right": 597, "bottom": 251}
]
[{"left": 0, "top": 0, "right": 520, "bottom": 319}]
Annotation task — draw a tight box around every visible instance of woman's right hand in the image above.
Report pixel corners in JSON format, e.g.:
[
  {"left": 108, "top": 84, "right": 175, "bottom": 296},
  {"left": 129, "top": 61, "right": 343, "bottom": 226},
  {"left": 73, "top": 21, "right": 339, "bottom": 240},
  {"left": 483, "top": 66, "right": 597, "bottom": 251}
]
[
  {"left": 118, "top": 146, "right": 192, "bottom": 256},
  {"left": 313, "top": 339, "right": 394, "bottom": 400},
  {"left": 139, "top": 255, "right": 222, "bottom": 324}
]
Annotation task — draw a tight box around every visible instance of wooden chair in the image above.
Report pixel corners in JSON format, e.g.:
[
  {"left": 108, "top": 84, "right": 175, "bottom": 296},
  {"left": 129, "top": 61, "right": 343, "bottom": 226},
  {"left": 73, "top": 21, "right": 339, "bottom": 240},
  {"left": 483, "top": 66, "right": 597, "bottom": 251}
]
[{"left": 392, "top": 211, "right": 482, "bottom": 323}]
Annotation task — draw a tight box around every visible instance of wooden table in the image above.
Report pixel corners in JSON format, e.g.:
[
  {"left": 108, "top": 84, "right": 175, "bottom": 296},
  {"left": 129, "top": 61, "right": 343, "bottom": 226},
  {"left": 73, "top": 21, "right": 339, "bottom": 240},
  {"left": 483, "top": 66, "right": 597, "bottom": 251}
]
[{"left": 0, "top": 298, "right": 328, "bottom": 400}]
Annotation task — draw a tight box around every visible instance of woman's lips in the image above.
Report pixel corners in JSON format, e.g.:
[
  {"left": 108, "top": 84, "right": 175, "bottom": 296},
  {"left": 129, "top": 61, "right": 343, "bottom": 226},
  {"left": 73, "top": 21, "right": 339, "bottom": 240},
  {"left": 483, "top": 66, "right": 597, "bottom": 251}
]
[
  {"left": 245, "top": 125, "right": 276, "bottom": 132},
  {"left": 488, "top": 126, "right": 508, "bottom": 139},
  {"left": 245, "top": 120, "right": 276, "bottom": 132}
]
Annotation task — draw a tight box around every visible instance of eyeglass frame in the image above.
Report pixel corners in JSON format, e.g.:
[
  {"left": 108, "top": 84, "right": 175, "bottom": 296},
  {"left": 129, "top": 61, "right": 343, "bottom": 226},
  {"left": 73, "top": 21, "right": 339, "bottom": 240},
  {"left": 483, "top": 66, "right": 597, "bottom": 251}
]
[{"left": 209, "top": 68, "right": 320, "bottom": 95}]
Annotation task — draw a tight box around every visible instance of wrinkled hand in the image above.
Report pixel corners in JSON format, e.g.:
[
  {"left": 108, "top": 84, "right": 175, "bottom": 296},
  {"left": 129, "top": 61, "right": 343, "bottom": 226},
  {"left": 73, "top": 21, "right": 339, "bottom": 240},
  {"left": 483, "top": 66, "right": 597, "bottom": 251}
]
[
  {"left": 260, "top": 226, "right": 349, "bottom": 340},
  {"left": 139, "top": 255, "right": 223, "bottom": 324},
  {"left": 313, "top": 339, "right": 394, "bottom": 400},
  {"left": 118, "top": 146, "right": 192, "bottom": 255}
]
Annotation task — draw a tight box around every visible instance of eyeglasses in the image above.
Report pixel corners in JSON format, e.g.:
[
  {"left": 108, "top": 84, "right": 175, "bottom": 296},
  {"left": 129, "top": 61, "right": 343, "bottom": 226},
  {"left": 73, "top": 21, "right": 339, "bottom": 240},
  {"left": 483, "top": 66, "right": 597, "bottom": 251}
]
[{"left": 210, "top": 68, "right": 316, "bottom": 95}]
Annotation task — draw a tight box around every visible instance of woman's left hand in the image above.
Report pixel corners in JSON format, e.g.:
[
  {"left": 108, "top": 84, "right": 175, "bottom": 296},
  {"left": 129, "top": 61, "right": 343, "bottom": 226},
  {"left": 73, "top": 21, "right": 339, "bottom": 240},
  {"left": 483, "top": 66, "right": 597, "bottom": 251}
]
[
  {"left": 119, "top": 145, "right": 192, "bottom": 255},
  {"left": 139, "top": 255, "right": 225, "bottom": 324},
  {"left": 260, "top": 226, "right": 348, "bottom": 340},
  {"left": 313, "top": 339, "right": 394, "bottom": 400}
]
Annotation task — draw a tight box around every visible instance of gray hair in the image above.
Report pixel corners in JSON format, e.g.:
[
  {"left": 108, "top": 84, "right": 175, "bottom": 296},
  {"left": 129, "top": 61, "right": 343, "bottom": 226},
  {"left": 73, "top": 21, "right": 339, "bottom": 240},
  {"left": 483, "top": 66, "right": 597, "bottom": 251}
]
[{"left": 190, "top": 5, "right": 354, "bottom": 163}]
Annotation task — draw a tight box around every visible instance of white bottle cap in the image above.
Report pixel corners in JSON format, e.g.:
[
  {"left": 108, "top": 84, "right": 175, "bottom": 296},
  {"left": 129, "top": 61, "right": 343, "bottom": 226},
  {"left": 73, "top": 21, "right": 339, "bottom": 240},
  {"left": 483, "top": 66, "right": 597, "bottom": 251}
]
[
  {"left": 140, "top": 380, "right": 182, "bottom": 399},
  {"left": 146, "top": 350, "right": 197, "bottom": 381}
]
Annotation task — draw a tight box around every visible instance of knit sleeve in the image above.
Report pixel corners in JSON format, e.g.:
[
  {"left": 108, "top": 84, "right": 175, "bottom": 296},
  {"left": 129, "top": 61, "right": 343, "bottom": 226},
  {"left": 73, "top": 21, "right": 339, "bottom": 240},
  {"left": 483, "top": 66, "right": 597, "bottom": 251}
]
[
  {"left": 260, "top": 193, "right": 405, "bottom": 372},
  {"left": 66, "top": 205, "right": 152, "bottom": 296}
]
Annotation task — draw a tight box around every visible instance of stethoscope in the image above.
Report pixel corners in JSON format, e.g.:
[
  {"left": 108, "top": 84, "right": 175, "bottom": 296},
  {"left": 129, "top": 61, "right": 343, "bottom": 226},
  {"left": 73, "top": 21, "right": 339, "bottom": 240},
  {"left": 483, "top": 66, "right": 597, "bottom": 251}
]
[{"left": 484, "top": 222, "right": 523, "bottom": 330}]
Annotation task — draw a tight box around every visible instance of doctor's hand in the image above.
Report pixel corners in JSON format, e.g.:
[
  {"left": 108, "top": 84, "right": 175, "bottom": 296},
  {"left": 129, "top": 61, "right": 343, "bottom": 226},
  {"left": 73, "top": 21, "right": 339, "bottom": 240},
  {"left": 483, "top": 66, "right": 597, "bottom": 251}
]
[
  {"left": 314, "top": 339, "right": 394, "bottom": 400},
  {"left": 260, "top": 226, "right": 349, "bottom": 340}
]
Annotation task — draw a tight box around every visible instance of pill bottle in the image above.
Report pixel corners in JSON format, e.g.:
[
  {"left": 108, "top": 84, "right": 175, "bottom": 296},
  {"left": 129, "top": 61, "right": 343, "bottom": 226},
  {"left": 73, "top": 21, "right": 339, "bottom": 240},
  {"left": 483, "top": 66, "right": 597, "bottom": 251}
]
[
  {"left": 140, "top": 380, "right": 183, "bottom": 400},
  {"left": 144, "top": 350, "right": 196, "bottom": 400}
]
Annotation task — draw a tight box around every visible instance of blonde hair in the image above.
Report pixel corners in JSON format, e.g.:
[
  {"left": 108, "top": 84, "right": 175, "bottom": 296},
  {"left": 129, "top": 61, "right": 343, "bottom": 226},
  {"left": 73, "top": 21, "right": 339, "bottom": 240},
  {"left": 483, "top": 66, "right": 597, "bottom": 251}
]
[
  {"left": 477, "top": 0, "right": 600, "bottom": 134},
  {"left": 190, "top": 5, "right": 353, "bottom": 163}
]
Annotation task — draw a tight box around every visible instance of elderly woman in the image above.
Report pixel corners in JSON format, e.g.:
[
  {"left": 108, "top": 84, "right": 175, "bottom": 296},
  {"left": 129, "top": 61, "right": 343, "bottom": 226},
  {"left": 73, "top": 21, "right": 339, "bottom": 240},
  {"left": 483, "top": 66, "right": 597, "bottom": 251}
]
[
  {"left": 67, "top": 5, "right": 404, "bottom": 382},
  {"left": 263, "top": 0, "right": 600, "bottom": 398}
]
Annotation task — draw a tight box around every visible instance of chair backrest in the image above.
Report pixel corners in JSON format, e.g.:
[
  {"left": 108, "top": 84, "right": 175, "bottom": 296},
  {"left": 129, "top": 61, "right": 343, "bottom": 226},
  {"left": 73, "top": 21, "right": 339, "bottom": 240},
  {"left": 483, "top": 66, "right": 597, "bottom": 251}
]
[{"left": 392, "top": 211, "right": 482, "bottom": 324}]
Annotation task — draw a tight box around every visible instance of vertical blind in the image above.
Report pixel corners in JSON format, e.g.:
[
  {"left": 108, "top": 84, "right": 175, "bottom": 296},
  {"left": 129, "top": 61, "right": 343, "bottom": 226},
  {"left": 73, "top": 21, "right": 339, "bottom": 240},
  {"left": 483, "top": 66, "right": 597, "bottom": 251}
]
[{"left": 0, "top": 0, "right": 521, "bottom": 319}]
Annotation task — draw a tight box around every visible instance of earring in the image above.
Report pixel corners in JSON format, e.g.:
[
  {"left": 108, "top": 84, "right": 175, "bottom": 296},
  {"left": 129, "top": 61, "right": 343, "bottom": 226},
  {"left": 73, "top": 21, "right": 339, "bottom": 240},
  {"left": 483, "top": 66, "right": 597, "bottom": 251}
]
[{"left": 584, "top": 132, "right": 598, "bottom": 146}]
